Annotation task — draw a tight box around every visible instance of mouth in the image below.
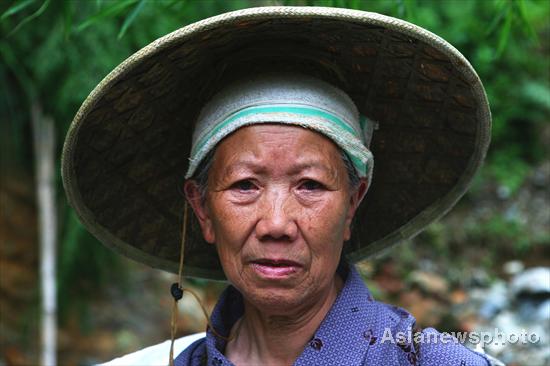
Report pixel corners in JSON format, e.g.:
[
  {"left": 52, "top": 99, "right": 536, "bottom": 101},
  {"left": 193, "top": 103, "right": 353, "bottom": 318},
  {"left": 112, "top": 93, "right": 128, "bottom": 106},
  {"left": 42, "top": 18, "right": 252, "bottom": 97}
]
[{"left": 250, "top": 258, "right": 302, "bottom": 278}]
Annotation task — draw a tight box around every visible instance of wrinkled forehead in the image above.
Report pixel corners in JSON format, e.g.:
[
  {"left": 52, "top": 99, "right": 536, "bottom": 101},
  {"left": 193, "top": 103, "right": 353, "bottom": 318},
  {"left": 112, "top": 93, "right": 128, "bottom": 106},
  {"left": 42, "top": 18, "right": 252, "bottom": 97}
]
[{"left": 208, "top": 123, "right": 348, "bottom": 180}]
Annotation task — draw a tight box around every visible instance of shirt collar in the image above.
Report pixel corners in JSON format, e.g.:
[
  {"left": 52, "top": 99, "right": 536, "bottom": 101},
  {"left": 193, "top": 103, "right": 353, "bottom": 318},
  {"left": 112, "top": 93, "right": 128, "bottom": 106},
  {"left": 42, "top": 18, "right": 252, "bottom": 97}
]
[{"left": 202, "top": 262, "right": 382, "bottom": 366}]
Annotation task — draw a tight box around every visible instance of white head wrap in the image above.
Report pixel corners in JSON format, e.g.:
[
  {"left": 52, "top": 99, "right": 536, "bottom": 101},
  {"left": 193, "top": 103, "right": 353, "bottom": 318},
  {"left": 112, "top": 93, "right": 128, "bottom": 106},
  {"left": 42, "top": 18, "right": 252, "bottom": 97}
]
[{"left": 186, "top": 72, "right": 375, "bottom": 185}]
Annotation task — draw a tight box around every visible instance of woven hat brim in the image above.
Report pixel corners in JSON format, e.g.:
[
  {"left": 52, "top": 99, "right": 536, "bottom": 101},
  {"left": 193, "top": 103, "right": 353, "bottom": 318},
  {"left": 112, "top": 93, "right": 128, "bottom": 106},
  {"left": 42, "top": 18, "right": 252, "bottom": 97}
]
[{"left": 61, "top": 6, "right": 491, "bottom": 280}]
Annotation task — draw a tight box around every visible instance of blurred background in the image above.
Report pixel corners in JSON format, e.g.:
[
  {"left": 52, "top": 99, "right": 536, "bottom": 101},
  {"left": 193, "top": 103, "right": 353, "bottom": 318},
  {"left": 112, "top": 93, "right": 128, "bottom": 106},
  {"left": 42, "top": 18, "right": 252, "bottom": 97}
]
[{"left": 0, "top": 0, "right": 548, "bottom": 365}]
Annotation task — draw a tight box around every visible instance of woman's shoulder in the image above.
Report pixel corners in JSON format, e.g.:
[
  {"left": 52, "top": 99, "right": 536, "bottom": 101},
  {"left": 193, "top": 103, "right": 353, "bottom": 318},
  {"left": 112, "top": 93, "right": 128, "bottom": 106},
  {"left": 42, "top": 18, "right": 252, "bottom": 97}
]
[
  {"left": 363, "top": 302, "right": 504, "bottom": 365},
  {"left": 97, "top": 332, "right": 206, "bottom": 366},
  {"left": 411, "top": 327, "right": 505, "bottom": 366}
]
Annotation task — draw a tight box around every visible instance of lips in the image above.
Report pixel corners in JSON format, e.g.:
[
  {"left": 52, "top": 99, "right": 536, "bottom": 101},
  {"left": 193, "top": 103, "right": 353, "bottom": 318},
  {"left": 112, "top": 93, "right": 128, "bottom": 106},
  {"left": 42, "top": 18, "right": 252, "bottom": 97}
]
[{"left": 250, "top": 258, "right": 302, "bottom": 278}]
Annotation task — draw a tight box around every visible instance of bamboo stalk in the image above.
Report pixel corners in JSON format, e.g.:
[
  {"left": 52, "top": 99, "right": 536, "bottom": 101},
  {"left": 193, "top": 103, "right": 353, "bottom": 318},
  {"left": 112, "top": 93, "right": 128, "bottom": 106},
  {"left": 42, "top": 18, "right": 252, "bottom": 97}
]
[{"left": 32, "top": 104, "right": 57, "bottom": 366}]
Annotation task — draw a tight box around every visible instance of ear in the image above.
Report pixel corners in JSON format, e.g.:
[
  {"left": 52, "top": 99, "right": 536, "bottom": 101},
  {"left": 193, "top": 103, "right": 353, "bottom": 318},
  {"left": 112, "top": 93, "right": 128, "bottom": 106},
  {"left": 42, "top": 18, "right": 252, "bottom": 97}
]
[
  {"left": 343, "top": 178, "right": 369, "bottom": 241},
  {"left": 183, "top": 179, "right": 216, "bottom": 244}
]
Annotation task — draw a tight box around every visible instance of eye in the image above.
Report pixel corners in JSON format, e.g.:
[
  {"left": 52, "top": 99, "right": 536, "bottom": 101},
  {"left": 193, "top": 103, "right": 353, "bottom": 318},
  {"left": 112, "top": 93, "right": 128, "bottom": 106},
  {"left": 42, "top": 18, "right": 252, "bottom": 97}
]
[
  {"left": 299, "top": 179, "right": 324, "bottom": 191},
  {"left": 230, "top": 179, "right": 257, "bottom": 192}
]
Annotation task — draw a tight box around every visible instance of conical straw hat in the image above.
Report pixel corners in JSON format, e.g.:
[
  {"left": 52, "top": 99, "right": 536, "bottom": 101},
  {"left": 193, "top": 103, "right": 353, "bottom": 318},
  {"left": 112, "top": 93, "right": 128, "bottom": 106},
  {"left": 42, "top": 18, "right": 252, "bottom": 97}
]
[{"left": 61, "top": 6, "right": 491, "bottom": 280}]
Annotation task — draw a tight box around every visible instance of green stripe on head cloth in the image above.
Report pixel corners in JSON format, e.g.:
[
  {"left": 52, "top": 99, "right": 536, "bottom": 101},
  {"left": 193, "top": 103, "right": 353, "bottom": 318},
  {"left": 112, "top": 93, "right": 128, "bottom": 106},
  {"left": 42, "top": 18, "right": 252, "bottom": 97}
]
[{"left": 185, "top": 72, "right": 376, "bottom": 188}]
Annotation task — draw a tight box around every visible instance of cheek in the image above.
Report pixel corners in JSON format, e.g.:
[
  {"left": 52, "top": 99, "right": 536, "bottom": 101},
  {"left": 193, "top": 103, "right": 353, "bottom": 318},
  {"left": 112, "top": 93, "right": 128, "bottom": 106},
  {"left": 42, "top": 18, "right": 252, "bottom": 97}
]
[
  {"left": 215, "top": 243, "right": 240, "bottom": 280},
  {"left": 294, "top": 195, "right": 349, "bottom": 283},
  {"left": 209, "top": 195, "right": 255, "bottom": 242},
  {"left": 299, "top": 194, "right": 349, "bottom": 244},
  {"left": 208, "top": 195, "right": 257, "bottom": 275}
]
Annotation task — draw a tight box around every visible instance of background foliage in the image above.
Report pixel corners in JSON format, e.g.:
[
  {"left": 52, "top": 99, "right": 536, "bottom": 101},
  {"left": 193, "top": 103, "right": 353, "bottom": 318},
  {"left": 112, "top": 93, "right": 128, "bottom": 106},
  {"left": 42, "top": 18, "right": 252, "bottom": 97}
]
[{"left": 1, "top": 0, "right": 548, "bottom": 364}]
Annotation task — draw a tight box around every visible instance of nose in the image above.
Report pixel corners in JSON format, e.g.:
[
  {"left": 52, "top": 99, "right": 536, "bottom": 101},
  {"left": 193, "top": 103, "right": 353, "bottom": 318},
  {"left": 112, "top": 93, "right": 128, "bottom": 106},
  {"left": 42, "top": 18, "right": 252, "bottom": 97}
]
[{"left": 255, "top": 188, "right": 298, "bottom": 242}]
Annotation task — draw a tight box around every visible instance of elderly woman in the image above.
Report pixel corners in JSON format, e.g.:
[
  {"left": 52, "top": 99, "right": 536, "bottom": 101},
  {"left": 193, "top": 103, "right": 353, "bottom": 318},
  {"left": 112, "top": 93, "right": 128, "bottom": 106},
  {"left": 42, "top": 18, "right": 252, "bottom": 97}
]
[{"left": 62, "top": 6, "right": 502, "bottom": 366}]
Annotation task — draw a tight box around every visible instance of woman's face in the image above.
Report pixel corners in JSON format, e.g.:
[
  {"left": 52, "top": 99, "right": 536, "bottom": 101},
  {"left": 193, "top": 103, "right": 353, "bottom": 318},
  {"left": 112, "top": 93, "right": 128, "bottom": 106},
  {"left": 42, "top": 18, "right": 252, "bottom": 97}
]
[{"left": 186, "top": 124, "right": 366, "bottom": 314}]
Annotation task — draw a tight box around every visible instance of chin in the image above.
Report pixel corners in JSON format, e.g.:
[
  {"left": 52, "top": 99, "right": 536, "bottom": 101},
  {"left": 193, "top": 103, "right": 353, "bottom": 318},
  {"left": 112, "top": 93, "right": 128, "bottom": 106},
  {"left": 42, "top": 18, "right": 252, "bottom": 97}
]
[{"left": 243, "top": 287, "right": 307, "bottom": 314}]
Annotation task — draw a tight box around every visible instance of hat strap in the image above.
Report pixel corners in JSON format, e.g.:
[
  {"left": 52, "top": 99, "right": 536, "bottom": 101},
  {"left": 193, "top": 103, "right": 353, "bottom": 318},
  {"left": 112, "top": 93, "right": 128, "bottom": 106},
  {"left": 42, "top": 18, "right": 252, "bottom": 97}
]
[{"left": 168, "top": 202, "right": 234, "bottom": 366}]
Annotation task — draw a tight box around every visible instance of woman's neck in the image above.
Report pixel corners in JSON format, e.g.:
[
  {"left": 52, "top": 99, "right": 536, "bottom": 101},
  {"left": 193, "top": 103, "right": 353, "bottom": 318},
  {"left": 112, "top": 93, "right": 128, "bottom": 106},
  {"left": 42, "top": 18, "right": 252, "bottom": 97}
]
[{"left": 225, "top": 274, "right": 344, "bottom": 366}]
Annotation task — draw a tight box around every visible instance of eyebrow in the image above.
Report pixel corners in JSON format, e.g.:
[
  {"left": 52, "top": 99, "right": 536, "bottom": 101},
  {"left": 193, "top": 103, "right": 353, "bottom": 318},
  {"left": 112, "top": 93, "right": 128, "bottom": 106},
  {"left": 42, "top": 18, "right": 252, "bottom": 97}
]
[
  {"left": 223, "top": 160, "right": 337, "bottom": 177},
  {"left": 287, "top": 162, "right": 336, "bottom": 176}
]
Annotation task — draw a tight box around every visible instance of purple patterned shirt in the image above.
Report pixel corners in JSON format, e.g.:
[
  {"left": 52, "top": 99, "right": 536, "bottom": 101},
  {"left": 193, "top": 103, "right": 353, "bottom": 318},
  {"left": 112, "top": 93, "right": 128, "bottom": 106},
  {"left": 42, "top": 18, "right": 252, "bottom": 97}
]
[{"left": 175, "top": 262, "right": 493, "bottom": 366}]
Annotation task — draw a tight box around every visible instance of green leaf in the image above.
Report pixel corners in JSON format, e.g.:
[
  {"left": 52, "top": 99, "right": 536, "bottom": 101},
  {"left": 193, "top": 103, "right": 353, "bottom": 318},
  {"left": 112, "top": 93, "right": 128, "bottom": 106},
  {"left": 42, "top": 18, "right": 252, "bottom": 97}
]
[
  {"left": 165, "top": 0, "right": 186, "bottom": 9},
  {"left": 5, "top": 0, "right": 50, "bottom": 37},
  {"left": 347, "top": 0, "right": 362, "bottom": 10},
  {"left": 522, "top": 81, "right": 550, "bottom": 110},
  {"left": 62, "top": 0, "right": 73, "bottom": 40},
  {"left": 514, "top": 0, "right": 539, "bottom": 43},
  {"left": 496, "top": 7, "right": 512, "bottom": 56},
  {"left": 0, "top": 40, "right": 35, "bottom": 99},
  {"left": 484, "top": 5, "right": 506, "bottom": 37},
  {"left": 404, "top": 0, "right": 417, "bottom": 22},
  {"left": 117, "top": 0, "right": 146, "bottom": 39},
  {"left": 76, "top": 0, "right": 138, "bottom": 33},
  {"left": 1, "top": 0, "right": 36, "bottom": 20}
]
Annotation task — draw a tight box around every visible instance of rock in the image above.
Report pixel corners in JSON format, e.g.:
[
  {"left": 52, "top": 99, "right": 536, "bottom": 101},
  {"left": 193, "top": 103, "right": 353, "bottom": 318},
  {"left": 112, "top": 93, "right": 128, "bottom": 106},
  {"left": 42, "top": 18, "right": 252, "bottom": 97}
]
[
  {"left": 469, "top": 268, "right": 490, "bottom": 288},
  {"left": 475, "top": 310, "right": 549, "bottom": 365},
  {"left": 532, "top": 162, "right": 549, "bottom": 188},
  {"left": 502, "top": 260, "right": 524, "bottom": 276},
  {"left": 409, "top": 270, "right": 449, "bottom": 297},
  {"left": 533, "top": 299, "right": 550, "bottom": 323},
  {"left": 450, "top": 288, "right": 468, "bottom": 305},
  {"left": 516, "top": 298, "right": 550, "bottom": 323},
  {"left": 497, "top": 185, "right": 511, "bottom": 200},
  {"left": 510, "top": 267, "right": 550, "bottom": 296},
  {"left": 506, "top": 267, "right": 550, "bottom": 323},
  {"left": 399, "top": 289, "right": 445, "bottom": 327},
  {"left": 373, "top": 261, "right": 404, "bottom": 294},
  {"left": 355, "top": 261, "right": 374, "bottom": 277},
  {"left": 478, "top": 280, "right": 508, "bottom": 320}
]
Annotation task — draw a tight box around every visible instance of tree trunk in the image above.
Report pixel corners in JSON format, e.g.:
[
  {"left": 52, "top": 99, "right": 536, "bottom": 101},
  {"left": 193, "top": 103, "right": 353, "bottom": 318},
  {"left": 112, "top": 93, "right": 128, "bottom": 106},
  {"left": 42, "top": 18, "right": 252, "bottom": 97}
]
[{"left": 32, "top": 104, "right": 57, "bottom": 366}]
